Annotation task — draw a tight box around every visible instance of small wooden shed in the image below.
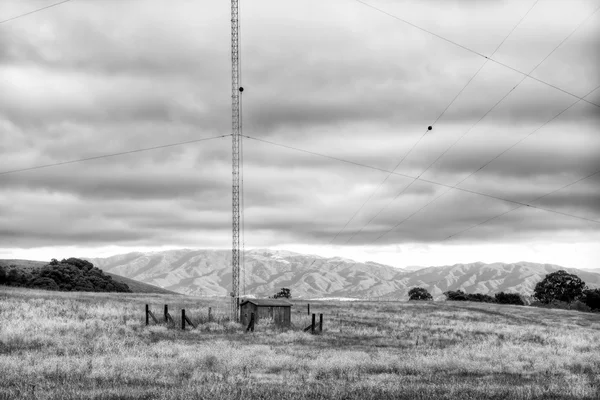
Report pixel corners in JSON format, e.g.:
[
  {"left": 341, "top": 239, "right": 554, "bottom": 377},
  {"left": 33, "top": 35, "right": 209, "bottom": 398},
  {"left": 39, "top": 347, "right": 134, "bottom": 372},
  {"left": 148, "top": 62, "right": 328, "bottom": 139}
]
[{"left": 240, "top": 299, "right": 292, "bottom": 327}]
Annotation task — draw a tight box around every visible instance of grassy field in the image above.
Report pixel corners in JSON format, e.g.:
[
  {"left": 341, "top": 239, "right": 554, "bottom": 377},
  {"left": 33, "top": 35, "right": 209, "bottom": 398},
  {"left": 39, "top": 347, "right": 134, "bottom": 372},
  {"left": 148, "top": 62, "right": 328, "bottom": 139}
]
[{"left": 1, "top": 287, "right": 599, "bottom": 399}]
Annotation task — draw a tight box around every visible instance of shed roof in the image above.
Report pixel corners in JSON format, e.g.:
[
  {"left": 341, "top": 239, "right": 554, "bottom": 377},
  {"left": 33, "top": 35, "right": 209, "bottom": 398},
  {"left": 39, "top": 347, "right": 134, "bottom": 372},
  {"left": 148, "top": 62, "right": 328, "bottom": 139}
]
[{"left": 240, "top": 299, "right": 293, "bottom": 307}]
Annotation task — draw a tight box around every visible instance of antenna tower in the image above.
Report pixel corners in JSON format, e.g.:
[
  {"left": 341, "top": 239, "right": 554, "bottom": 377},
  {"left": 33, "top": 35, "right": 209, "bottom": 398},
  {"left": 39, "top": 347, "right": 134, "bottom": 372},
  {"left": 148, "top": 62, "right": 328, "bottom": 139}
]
[{"left": 230, "top": 0, "right": 241, "bottom": 321}]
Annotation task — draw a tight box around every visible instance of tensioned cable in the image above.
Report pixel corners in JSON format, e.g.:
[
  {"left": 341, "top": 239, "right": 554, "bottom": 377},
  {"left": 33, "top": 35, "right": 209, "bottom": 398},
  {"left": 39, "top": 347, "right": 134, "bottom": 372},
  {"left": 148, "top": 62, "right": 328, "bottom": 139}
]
[
  {"left": 2, "top": 0, "right": 594, "bottom": 110},
  {"left": 332, "top": 166, "right": 600, "bottom": 270},
  {"left": 441, "top": 84, "right": 600, "bottom": 211},
  {"left": 242, "top": 135, "right": 600, "bottom": 226},
  {"left": 369, "top": 83, "right": 600, "bottom": 245},
  {"left": 0, "top": 0, "right": 73, "bottom": 25},
  {"left": 349, "top": 7, "right": 600, "bottom": 244},
  {"left": 353, "top": 0, "right": 600, "bottom": 109},
  {"left": 430, "top": 0, "right": 541, "bottom": 128},
  {"left": 0, "top": 134, "right": 231, "bottom": 176},
  {"left": 328, "top": 128, "right": 430, "bottom": 244},
  {"left": 442, "top": 169, "right": 600, "bottom": 242},
  {"left": 337, "top": 0, "right": 540, "bottom": 245}
]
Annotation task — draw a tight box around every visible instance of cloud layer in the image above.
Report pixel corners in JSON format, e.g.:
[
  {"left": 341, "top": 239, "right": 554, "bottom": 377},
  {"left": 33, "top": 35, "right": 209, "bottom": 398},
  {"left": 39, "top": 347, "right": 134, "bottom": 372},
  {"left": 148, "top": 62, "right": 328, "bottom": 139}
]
[{"left": 1, "top": 0, "right": 599, "bottom": 267}]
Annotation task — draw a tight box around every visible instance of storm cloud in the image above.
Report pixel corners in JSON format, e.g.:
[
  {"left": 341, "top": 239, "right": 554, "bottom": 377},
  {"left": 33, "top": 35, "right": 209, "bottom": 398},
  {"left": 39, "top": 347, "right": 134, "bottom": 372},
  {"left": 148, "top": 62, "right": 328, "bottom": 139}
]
[{"left": 1, "top": 0, "right": 599, "bottom": 268}]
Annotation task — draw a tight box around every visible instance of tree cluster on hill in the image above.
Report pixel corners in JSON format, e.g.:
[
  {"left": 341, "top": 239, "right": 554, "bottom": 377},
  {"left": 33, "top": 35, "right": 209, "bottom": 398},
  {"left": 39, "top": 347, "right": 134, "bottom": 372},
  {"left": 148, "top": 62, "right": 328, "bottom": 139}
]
[
  {"left": 442, "top": 290, "right": 524, "bottom": 305},
  {"left": 0, "top": 258, "right": 130, "bottom": 293},
  {"left": 532, "top": 270, "right": 599, "bottom": 312},
  {"left": 432, "top": 270, "right": 599, "bottom": 312},
  {"left": 272, "top": 288, "right": 292, "bottom": 299},
  {"left": 408, "top": 287, "right": 433, "bottom": 301}
]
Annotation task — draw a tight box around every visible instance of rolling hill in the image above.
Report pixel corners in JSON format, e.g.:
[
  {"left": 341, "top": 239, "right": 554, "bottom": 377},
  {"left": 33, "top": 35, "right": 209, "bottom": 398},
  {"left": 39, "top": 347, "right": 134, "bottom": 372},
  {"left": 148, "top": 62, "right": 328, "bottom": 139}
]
[{"left": 87, "top": 249, "right": 600, "bottom": 299}]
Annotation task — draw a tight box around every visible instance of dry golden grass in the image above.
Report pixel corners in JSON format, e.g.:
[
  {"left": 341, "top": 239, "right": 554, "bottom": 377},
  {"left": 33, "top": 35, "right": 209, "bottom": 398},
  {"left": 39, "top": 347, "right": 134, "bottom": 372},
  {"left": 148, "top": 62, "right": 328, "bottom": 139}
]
[{"left": 1, "top": 287, "right": 599, "bottom": 399}]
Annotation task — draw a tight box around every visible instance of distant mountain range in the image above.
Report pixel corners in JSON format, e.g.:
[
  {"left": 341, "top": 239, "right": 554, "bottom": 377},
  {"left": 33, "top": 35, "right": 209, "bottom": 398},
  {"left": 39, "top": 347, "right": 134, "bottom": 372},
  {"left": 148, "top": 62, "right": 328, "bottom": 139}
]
[
  {"left": 88, "top": 249, "right": 600, "bottom": 299},
  {"left": 581, "top": 268, "right": 600, "bottom": 274}
]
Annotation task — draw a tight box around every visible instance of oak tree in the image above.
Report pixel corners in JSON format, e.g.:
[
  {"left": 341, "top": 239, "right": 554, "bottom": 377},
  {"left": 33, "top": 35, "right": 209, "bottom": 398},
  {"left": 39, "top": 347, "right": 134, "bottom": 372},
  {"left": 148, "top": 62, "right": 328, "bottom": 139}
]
[
  {"left": 408, "top": 287, "right": 433, "bottom": 301},
  {"left": 533, "top": 270, "right": 585, "bottom": 304}
]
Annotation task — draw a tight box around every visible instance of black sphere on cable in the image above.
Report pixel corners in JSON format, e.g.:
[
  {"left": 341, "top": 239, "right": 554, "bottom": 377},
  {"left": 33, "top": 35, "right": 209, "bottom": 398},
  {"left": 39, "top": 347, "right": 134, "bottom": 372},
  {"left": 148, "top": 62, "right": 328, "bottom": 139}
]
[
  {"left": 239, "top": 87, "right": 244, "bottom": 92},
  {"left": 428, "top": 126, "right": 432, "bottom": 131}
]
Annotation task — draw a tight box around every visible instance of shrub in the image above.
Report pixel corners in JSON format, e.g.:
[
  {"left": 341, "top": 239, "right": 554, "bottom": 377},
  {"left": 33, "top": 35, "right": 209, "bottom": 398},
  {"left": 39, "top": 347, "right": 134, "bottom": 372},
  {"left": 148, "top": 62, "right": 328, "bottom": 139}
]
[
  {"left": 444, "top": 290, "right": 469, "bottom": 301},
  {"left": 7, "top": 268, "right": 27, "bottom": 286},
  {"left": 569, "top": 300, "right": 591, "bottom": 313},
  {"left": 28, "top": 277, "right": 60, "bottom": 291},
  {"left": 408, "top": 287, "right": 433, "bottom": 301},
  {"left": 495, "top": 292, "right": 525, "bottom": 305},
  {"left": 444, "top": 290, "right": 525, "bottom": 304},
  {"left": 580, "top": 288, "right": 600, "bottom": 311},
  {"left": 467, "top": 293, "right": 495, "bottom": 303},
  {"left": 530, "top": 300, "right": 571, "bottom": 310},
  {"left": 0, "top": 266, "right": 6, "bottom": 284},
  {"left": 273, "top": 288, "right": 292, "bottom": 299}
]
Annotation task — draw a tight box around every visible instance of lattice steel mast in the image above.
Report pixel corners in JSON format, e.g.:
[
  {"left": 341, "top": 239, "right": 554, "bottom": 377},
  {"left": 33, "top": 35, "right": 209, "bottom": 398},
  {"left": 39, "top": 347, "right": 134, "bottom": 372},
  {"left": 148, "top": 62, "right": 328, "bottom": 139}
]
[{"left": 230, "top": 0, "right": 241, "bottom": 321}]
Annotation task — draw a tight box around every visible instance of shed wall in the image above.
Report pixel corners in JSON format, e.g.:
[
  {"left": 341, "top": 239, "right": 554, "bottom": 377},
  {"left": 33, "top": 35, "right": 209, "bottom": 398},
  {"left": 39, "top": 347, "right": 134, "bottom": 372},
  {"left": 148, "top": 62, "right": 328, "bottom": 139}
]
[
  {"left": 240, "top": 303, "right": 258, "bottom": 326},
  {"left": 240, "top": 303, "right": 291, "bottom": 327}
]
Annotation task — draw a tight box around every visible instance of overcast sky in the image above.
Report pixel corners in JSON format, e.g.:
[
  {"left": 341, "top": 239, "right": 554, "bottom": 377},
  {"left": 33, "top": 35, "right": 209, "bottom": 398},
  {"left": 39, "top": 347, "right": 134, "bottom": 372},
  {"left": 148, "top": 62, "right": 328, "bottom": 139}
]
[{"left": 1, "top": 0, "right": 599, "bottom": 270}]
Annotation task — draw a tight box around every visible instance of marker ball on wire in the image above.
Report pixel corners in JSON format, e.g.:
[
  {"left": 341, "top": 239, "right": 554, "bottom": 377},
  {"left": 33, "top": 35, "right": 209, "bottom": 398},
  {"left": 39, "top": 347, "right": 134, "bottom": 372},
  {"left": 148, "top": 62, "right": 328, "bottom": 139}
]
[
  {"left": 428, "top": 126, "right": 432, "bottom": 131},
  {"left": 239, "top": 87, "right": 244, "bottom": 92}
]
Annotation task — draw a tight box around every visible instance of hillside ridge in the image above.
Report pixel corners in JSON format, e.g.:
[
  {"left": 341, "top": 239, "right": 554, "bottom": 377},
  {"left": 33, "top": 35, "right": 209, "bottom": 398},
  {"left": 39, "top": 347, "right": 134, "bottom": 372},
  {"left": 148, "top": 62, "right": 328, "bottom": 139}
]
[{"left": 86, "top": 249, "right": 600, "bottom": 299}]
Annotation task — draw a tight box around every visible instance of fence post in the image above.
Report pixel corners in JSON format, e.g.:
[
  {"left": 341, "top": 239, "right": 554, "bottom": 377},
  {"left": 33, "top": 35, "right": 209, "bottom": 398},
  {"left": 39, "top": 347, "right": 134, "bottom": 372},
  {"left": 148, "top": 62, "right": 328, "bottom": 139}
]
[
  {"left": 208, "top": 307, "right": 212, "bottom": 322},
  {"left": 319, "top": 313, "right": 323, "bottom": 333},
  {"left": 145, "top": 306, "right": 158, "bottom": 324},
  {"left": 182, "top": 309, "right": 186, "bottom": 330},
  {"left": 307, "top": 304, "right": 310, "bottom": 315},
  {"left": 164, "top": 305, "right": 169, "bottom": 323},
  {"left": 311, "top": 313, "right": 315, "bottom": 334}
]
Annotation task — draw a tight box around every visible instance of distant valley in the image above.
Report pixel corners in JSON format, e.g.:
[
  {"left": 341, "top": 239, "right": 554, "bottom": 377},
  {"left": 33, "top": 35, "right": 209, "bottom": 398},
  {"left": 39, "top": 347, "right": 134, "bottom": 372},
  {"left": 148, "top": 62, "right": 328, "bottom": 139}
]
[{"left": 88, "top": 249, "right": 600, "bottom": 299}]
